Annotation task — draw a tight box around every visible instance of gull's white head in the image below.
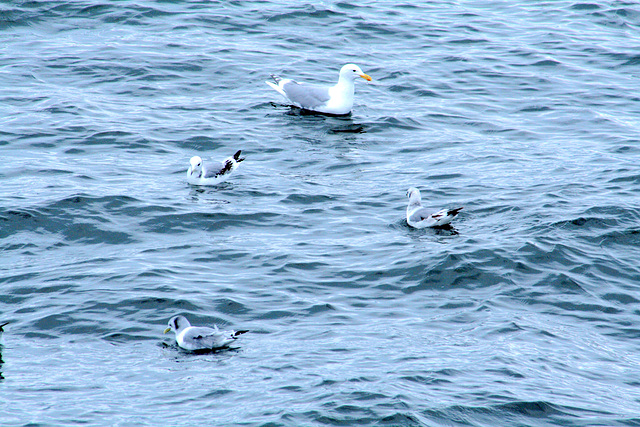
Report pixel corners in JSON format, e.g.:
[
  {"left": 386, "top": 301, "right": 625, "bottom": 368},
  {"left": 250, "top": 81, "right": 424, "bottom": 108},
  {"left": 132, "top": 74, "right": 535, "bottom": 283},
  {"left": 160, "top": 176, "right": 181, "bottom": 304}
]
[
  {"left": 164, "top": 315, "right": 191, "bottom": 335},
  {"left": 340, "top": 64, "right": 372, "bottom": 82},
  {"left": 189, "top": 156, "right": 203, "bottom": 176},
  {"left": 407, "top": 187, "right": 422, "bottom": 204}
]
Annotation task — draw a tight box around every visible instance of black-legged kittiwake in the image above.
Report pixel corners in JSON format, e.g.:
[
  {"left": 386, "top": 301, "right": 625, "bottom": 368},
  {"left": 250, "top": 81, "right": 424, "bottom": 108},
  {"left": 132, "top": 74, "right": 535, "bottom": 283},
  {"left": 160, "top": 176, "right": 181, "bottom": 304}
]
[
  {"left": 406, "top": 187, "right": 463, "bottom": 228},
  {"left": 164, "top": 315, "right": 248, "bottom": 351},
  {"left": 187, "top": 150, "right": 244, "bottom": 186}
]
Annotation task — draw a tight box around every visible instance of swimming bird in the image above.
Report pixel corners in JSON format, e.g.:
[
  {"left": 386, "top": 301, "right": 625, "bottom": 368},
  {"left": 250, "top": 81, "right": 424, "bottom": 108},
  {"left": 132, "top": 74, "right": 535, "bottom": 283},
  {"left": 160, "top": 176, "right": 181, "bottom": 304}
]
[
  {"left": 406, "top": 187, "right": 463, "bottom": 228},
  {"left": 266, "top": 63, "right": 372, "bottom": 115},
  {"left": 187, "top": 150, "right": 244, "bottom": 186},
  {"left": 164, "top": 315, "right": 248, "bottom": 351}
]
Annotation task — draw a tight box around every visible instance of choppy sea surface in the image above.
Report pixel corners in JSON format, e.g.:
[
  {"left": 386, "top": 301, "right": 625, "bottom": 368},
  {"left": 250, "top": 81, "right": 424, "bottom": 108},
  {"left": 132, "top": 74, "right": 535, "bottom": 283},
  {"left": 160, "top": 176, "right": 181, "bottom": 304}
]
[{"left": 1, "top": 1, "right": 640, "bottom": 425}]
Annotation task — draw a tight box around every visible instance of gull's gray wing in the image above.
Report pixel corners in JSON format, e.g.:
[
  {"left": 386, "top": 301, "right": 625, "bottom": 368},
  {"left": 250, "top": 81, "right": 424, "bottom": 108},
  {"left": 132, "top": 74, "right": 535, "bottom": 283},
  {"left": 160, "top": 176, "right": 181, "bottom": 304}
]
[
  {"left": 408, "top": 207, "right": 435, "bottom": 222},
  {"left": 282, "top": 81, "right": 331, "bottom": 109},
  {"left": 182, "top": 326, "right": 232, "bottom": 349},
  {"left": 203, "top": 159, "right": 234, "bottom": 179}
]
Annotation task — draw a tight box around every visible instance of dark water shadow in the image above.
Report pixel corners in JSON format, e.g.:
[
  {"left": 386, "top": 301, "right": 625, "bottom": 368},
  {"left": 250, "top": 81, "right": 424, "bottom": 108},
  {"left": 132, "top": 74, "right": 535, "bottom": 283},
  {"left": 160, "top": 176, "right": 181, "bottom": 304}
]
[
  {"left": 416, "top": 224, "right": 460, "bottom": 237},
  {"left": 160, "top": 341, "right": 242, "bottom": 356},
  {"left": 187, "top": 185, "right": 235, "bottom": 203},
  {"left": 432, "top": 224, "right": 459, "bottom": 235},
  {"left": 285, "top": 105, "right": 351, "bottom": 118},
  {"left": 394, "top": 218, "right": 460, "bottom": 236},
  {"left": 328, "top": 124, "right": 366, "bottom": 134},
  {"left": 269, "top": 102, "right": 367, "bottom": 134}
]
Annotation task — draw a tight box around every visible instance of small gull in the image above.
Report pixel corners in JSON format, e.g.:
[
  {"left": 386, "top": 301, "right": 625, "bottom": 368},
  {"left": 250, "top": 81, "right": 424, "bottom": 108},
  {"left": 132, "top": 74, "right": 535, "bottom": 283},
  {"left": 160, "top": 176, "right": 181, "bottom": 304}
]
[
  {"left": 164, "top": 315, "right": 248, "bottom": 351},
  {"left": 187, "top": 150, "right": 244, "bottom": 186},
  {"left": 406, "top": 187, "right": 463, "bottom": 228},
  {"left": 266, "top": 63, "right": 372, "bottom": 115}
]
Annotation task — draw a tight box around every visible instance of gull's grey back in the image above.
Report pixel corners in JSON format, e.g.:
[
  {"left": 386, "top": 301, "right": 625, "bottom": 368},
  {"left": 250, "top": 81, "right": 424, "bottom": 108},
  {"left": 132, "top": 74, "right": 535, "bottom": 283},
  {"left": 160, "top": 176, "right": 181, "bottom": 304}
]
[
  {"left": 283, "top": 81, "right": 331, "bottom": 109},
  {"left": 408, "top": 206, "right": 433, "bottom": 222},
  {"left": 203, "top": 159, "right": 232, "bottom": 178},
  {"left": 183, "top": 326, "right": 232, "bottom": 348}
]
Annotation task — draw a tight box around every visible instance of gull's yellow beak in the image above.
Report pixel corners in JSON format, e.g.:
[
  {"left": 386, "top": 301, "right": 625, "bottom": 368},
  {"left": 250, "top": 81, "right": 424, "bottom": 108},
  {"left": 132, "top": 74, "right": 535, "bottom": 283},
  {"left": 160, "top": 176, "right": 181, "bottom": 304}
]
[
  {"left": 163, "top": 327, "right": 171, "bottom": 334},
  {"left": 360, "top": 73, "right": 372, "bottom": 82}
]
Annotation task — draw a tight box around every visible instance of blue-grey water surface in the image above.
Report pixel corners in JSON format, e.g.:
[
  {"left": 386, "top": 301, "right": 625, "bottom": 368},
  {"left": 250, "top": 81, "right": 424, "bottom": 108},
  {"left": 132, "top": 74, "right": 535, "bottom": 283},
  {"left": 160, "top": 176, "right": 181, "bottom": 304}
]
[{"left": 1, "top": 1, "right": 640, "bottom": 425}]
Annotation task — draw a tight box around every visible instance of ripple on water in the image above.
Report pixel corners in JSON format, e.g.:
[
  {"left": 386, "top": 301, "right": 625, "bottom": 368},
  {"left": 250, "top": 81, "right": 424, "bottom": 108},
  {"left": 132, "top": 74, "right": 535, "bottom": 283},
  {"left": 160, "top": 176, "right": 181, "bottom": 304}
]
[{"left": 2, "top": 0, "right": 640, "bottom": 425}]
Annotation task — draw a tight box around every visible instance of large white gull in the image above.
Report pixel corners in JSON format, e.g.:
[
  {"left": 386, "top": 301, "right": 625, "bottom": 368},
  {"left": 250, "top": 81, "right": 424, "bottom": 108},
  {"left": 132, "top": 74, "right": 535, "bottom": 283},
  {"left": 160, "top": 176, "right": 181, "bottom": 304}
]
[
  {"left": 187, "top": 150, "right": 244, "bottom": 186},
  {"left": 266, "top": 63, "right": 372, "bottom": 115},
  {"left": 164, "top": 315, "right": 248, "bottom": 351},
  {"left": 406, "top": 187, "right": 463, "bottom": 228}
]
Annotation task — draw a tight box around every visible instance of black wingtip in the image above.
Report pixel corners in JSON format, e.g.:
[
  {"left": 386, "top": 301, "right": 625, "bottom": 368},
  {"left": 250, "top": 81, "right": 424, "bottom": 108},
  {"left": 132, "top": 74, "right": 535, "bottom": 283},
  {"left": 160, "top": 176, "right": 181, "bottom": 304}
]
[
  {"left": 0, "top": 321, "right": 8, "bottom": 331},
  {"left": 448, "top": 207, "right": 464, "bottom": 216},
  {"left": 233, "top": 330, "right": 249, "bottom": 338},
  {"left": 270, "top": 74, "right": 281, "bottom": 84},
  {"left": 233, "top": 150, "right": 245, "bottom": 162},
  {"left": 217, "top": 159, "right": 234, "bottom": 177}
]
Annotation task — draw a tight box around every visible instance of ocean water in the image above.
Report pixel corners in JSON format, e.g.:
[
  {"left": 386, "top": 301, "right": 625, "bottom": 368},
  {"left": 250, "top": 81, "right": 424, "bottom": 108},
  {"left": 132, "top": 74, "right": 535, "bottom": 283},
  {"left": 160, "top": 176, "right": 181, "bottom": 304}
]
[{"left": 1, "top": 0, "right": 640, "bottom": 425}]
